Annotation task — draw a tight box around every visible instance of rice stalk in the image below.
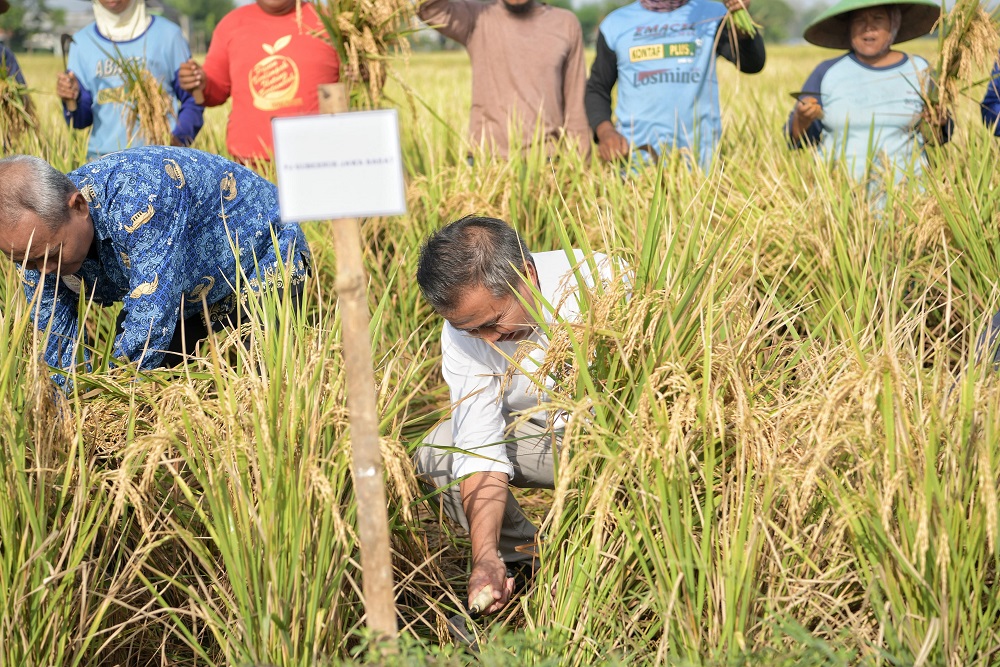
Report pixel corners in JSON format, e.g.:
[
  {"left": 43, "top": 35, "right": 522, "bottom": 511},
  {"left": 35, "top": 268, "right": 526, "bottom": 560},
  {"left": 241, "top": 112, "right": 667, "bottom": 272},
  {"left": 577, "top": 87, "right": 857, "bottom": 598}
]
[
  {"left": 727, "top": 0, "right": 757, "bottom": 38},
  {"left": 922, "top": 0, "right": 1000, "bottom": 130},
  {"left": 313, "top": 0, "right": 417, "bottom": 108},
  {"left": 0, "top": 71, "right": 37, "bottom": 145},
  {"left": 113, "top": 53, "right": 175, "bottom": 147}
]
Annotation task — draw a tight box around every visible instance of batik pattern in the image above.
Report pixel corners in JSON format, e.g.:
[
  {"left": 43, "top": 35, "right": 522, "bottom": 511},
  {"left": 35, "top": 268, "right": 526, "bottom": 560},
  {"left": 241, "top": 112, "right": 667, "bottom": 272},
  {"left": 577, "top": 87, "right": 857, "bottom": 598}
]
[{"left": 22, "top": 146, "right": 310, "bottom": 376}]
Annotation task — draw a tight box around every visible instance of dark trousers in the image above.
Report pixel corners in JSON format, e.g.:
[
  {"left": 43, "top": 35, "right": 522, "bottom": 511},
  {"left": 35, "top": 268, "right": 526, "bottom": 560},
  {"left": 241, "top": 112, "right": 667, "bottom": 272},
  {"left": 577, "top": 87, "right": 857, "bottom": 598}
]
[{"left": 114, "top": 286, "right": 303, "bottom": 368}]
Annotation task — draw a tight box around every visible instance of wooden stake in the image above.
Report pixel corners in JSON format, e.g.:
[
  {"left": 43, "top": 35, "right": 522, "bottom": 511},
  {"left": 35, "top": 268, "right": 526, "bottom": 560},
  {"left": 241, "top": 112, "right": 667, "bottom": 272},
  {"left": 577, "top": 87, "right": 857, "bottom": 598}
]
[{"left": 317, "top": 82, "right": 397, "bottom": 642}]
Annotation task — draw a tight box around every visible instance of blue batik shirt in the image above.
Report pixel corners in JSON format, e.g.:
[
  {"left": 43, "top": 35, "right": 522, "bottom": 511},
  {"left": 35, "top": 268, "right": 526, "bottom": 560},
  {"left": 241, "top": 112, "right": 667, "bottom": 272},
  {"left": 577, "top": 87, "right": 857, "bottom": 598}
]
[
  {"left": 598, "top": 0, "right": 727, "bottom": 169},
  {"left": 21, "top": 146, "right": 310, "bottom": 376},
  {"left": 786, "top": 53, "right": 933, "bottom": 184}
]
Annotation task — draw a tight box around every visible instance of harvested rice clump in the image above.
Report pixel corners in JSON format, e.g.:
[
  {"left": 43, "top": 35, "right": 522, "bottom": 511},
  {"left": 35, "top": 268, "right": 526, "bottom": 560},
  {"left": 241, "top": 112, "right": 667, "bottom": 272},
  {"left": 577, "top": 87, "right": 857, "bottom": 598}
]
[
  {"left": 313, "top": 0, "right": 416, "bottom": 108},
  {"left": 0, "top": 72, "right": 37, "bottom": 145},
  {"left": 115, "top": 54, "right": 175, "bottom": 146}
]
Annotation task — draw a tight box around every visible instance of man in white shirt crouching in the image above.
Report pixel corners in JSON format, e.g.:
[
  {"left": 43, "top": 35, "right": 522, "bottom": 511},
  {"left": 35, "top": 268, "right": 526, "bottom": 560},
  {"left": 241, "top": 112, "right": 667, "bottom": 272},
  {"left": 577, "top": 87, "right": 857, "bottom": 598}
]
[{"left": 414, "top": 215, "right": 609, "bottom": 617}]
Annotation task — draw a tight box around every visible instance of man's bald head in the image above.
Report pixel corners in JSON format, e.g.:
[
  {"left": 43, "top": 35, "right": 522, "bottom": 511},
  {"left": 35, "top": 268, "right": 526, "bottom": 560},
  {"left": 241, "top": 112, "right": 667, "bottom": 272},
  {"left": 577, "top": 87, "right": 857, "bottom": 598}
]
[{"left": 0, "top": 156, "right": 78, "bottom": 232}]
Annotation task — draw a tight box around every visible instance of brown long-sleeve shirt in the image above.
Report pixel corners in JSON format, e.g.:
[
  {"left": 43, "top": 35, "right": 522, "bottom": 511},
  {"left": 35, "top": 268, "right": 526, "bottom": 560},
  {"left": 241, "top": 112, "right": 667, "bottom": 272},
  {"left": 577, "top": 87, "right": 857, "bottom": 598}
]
[{"left": 419, "top": 0, "right": 590, "bottom": 158}]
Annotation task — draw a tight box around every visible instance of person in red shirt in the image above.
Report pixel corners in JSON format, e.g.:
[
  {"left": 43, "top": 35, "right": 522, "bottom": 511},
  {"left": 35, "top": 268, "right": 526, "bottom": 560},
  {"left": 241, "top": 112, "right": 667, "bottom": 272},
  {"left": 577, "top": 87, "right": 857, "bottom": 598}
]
[{"left": 178, "top": 0, "right": 339, "bottom": 164}]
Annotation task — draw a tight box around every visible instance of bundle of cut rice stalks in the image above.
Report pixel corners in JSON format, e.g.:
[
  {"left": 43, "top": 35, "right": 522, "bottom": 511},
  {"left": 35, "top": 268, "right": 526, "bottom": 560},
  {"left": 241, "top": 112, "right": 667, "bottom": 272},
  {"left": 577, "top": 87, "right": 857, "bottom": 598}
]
[
  {"left": 313, "top": 0, "right": 418, "bottom": 108},
  {"left": 922, "top": 0, "right": 1000, "bottom": 137},
  {"left": 726, "top": 0, "right": 757, "bottom": 38},
  {"left": 0, "top": 71, "right": 36, "bottom": 146},
  {"left": 115, "top": 54, "right": 175, "bottom": 146}
]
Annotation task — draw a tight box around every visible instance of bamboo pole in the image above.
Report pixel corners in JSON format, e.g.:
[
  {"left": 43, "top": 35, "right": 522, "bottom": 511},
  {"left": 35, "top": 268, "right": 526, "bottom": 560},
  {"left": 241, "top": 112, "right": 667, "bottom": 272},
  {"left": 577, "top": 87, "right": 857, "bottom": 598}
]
[{"left": 317, "top": 81, "right": 397, "bottom": 642}]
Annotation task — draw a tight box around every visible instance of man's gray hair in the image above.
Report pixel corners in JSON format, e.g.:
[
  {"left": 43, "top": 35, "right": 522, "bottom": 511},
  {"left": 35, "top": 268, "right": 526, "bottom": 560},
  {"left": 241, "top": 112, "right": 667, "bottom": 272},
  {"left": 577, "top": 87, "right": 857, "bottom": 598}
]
[
  {"left": 0, "top": 155, "right": 77, "bottom": 230},
  {"left": 416, "top": 215, "right": 534, "bottom": 313}
]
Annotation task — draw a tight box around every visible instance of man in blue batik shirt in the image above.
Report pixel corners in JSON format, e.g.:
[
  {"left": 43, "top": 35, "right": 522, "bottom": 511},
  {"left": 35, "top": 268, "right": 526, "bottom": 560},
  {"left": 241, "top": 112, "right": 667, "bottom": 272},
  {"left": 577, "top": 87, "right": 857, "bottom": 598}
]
[{"left": 0, "top": 146, "right": 310, "bottom": 384}]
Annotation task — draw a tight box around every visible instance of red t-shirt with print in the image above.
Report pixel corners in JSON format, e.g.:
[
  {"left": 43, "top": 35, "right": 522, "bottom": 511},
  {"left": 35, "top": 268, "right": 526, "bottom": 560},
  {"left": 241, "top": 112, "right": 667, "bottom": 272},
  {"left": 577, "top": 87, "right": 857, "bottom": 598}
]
[{"left": 202, "top": 2, "right": 340, "bottom": 162}]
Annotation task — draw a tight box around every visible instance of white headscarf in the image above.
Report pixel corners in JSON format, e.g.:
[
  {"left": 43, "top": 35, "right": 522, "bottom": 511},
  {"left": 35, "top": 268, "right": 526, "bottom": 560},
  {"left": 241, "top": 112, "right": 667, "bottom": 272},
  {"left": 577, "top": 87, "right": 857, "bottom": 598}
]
[{"left": 92, "top": 0, "right": 151, "bottom": 42}]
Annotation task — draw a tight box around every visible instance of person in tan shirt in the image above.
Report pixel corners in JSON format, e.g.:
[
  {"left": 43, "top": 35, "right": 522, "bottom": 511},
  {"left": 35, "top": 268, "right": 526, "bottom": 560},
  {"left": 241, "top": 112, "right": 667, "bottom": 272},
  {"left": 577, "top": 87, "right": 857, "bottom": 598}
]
[{"left": 419, "top": 0, "right": 591, "bottom": 159}]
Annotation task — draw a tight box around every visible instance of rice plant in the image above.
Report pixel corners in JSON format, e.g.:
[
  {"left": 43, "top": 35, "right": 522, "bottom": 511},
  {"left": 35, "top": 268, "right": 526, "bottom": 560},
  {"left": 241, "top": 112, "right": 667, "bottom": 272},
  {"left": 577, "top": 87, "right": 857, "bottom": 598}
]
[
  {"left": 4, "top": 38, "right": 1000, "bottom": 666},
  {"left": 923, "top": 0, "right": 1000, "bottom": 129},
  {"left": 314, "top": 0, "right": 418, "bottom": 107},
  {"left": 108, "top": 49, "right": 175, "bottom": 147}
]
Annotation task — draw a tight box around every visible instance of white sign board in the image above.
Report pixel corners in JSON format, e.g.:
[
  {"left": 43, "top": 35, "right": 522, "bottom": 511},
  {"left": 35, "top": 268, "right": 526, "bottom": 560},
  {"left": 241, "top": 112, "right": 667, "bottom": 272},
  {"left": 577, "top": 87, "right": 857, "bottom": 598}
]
[{"left": 272, "top": 110, "right": 406, "bottom": 222}]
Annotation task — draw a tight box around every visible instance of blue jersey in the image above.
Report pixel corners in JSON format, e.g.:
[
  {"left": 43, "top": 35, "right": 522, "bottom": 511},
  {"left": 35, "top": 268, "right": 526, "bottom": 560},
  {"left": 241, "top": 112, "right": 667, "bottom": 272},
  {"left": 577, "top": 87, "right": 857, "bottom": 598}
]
[
  {"left": 597, "top": 0, "right": 728, "bottom": 168},
  {"left": 65, "top": 17, "right": 202, "bottom": 158},
  {"left": 21, "top": 147, "right": 310, "bottom": 375},
  {"left": 788, "top": 53, "right": 931, "bottom": 183}
]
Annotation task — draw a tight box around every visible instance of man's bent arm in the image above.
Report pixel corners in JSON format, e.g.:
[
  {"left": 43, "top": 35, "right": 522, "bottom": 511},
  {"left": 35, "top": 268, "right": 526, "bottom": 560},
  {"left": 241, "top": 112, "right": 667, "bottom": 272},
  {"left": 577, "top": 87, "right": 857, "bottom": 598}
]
[
  {"left": 715, "top": 24, "right": 766, "bottom": 74},
  {"left": 462, "top": 471, "right": 514, "bottom": 613},
  {"left": 417, "top": 0, "right": 481, "bottom": 46}
]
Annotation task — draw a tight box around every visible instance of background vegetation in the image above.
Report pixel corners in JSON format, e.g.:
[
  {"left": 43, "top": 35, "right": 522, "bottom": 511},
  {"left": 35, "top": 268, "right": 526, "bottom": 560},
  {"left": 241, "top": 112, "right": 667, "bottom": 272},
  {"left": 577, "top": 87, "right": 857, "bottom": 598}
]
[{"left": 3, "top": 41, "right": 1000, "bottom": 665}]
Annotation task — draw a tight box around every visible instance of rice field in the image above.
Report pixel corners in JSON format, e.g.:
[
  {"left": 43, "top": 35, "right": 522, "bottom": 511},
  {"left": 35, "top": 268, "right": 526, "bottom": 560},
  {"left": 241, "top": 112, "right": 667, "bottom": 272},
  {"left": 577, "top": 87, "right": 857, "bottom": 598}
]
[{"left": 4, "top": 40, "right": 1000, "bottom": 665}]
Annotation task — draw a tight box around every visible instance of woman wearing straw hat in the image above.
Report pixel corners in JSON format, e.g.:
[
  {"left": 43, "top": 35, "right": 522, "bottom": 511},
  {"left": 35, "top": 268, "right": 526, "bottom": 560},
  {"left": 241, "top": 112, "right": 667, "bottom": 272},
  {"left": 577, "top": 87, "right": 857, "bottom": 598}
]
[{"left": 785, "top": 0, "right": 950, "bottom": 186}]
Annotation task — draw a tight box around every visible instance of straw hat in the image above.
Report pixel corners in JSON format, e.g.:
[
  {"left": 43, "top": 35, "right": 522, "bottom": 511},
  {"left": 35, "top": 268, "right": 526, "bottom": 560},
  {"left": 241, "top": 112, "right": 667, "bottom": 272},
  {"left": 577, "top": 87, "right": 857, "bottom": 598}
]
[{"left": 804, "top": 0, "right": 940, "bottom": 49}]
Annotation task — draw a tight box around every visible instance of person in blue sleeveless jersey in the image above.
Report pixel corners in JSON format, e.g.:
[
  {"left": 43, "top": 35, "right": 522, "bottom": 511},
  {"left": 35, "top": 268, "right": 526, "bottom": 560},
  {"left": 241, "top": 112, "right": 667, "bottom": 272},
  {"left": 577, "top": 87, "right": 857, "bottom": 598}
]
[
  {"left": 0, "top": 147, "right": 310, "bottom": 386},
  {"left": 785, "top": 0, "right": 950, "bottom": 186},
  {"left": 56, "top": 0, "right": 203, "bottom": 159},
  {"left": 585, "top": 0, "right": 765, "bottom": 170}
]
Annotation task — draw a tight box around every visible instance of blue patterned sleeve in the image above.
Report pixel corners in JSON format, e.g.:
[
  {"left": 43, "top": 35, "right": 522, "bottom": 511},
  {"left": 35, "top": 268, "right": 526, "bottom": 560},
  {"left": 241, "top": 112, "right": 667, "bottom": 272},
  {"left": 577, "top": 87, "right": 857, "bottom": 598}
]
[
  {"left": 22, "top": 270, "right": 89, "bottom": 381},
  {"left": 109, "top": 173, "right": 188, "bottom": 369}
]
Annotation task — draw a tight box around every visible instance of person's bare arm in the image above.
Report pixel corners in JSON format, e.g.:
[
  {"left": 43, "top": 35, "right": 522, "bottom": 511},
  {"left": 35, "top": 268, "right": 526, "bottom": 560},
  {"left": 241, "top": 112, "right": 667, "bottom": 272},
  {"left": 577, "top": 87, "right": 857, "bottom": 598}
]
[
  {"left": 418, "top": 0, "right": 481, "bottom": 46},
  {"left": 461, "top": 471, "right": 515, "bottom": 614}
]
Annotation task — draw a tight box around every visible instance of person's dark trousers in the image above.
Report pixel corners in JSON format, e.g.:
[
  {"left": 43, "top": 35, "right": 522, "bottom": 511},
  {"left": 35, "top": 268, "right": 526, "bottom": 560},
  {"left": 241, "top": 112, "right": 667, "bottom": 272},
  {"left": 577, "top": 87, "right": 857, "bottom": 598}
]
[
  {"left": 978, "top": 310, "right": 1000, "bottom": 365},
  {"left": 113, "top": 285, "right": 304, "bottom": 368}
]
